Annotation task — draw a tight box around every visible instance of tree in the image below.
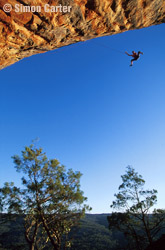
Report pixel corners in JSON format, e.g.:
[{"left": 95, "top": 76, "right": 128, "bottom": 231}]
[
  {"left": 108, "top": 166, "right": 165, "bottom": 250},
  {"left": 0, "top": 144, "right": 91, "bottom": 250}
]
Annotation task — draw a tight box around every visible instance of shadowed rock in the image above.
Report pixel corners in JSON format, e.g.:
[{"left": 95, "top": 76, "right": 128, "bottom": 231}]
[{"left": 0, "top": 0, "right": 164, "bottom": 69}]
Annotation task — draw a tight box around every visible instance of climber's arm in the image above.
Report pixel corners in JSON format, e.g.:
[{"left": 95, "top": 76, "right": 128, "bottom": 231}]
[{"left": 125, "top": 51, "right": 132, "bottom": 56}]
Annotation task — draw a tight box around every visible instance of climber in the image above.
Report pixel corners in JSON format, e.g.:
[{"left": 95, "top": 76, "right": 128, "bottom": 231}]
[{"left": 125, "top": 51, "right": 143, "bottom": 66}]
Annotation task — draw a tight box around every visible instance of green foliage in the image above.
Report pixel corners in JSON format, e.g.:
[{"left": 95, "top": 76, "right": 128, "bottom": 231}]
[
  {"left": 108, "top": 166, "right": 165, "bottom": 250},
  {"left": 0, "top": 143, "right": 91, "bottom": 249},
  {"left": 111, "top": 166, "right": 157, "bottom": 213}
]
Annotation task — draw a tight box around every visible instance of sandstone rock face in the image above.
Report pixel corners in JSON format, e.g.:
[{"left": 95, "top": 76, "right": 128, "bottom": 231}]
[{"left": 0, "top": 0, "right": 164, "bottom": 69}]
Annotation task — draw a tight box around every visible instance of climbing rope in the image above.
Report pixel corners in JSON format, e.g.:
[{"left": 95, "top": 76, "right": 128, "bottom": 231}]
[{"left": 94, "top": 41, "right": 125, "bottom": 55}]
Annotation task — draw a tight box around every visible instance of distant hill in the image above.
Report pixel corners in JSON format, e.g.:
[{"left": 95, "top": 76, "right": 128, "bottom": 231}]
[
  {"left": 0, "top": 213, "right": 119, "bottom": 250},
  {"left": 70, "top": 214, "right": 118, "bottom": 250},
  {"left": 1, "top": 213, "right": 164, "bottom": 250}
]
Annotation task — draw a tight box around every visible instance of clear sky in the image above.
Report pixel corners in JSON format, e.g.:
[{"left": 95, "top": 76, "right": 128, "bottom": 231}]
[{"left": 0, "top": 24, "right": 165, "bottom": 213}]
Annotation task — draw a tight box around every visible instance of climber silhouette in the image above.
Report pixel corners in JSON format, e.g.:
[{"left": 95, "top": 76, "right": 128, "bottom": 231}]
[{"left": 125, "top": 51, "right": 143, "bottom": 66}]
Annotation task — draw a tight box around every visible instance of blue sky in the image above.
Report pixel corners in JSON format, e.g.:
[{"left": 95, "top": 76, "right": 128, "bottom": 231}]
[{"left": 0, "top": 24, "right": 165, "bottom": 213}]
